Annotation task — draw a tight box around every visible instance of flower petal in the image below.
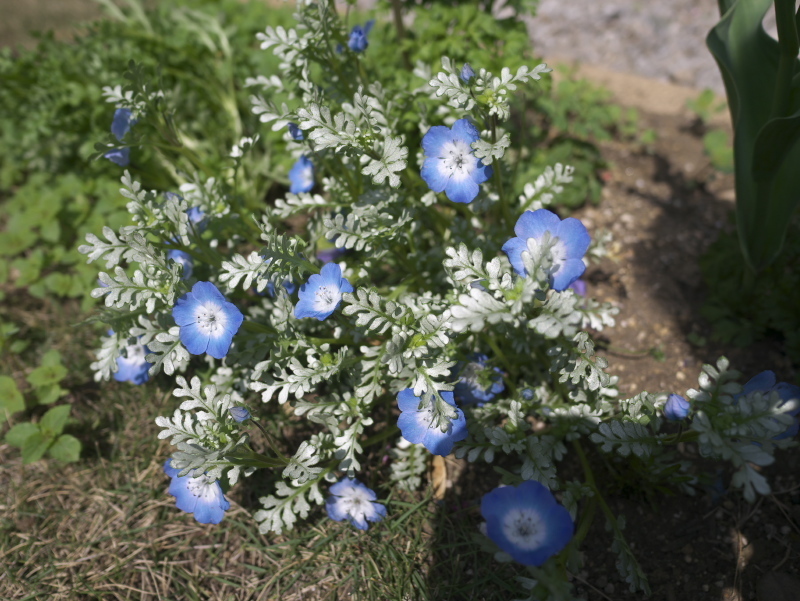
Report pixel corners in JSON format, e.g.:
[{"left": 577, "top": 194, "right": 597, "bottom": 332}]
[{"left": 513, "top": 209, "right": 561, "bottom": 240}]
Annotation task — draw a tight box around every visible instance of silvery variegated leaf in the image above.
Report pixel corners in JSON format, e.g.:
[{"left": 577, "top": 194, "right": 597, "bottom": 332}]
[
  {"left": 472, "top": 133, "right": 510, "bottom": 165},
  {"left": 145, "top": 327, "right": 190, "bottom": 376},
  {"left": 90, "top": 332, "right": 127, "bottom": 382},
  {"left": 283, "top": 441, "right": 323, "bottom": 484},
  {"left": 254, "top": 479, "right": 324, "bottom": 535},
  {"left": 389, "top": 439, "right": 427, "bottom": 491},
  {"left": 428, "top": 56, "right": 475, "bottom": 111},
  {"left": 518, "top": 163, "right": 575, "bottom": 211},
  {"left": 220, "top": 251, "right": 271, "bottom": 292},
  {"left": 450, "top": 286, "right": 513, "bottom": 332},
  {"left": 361, "top": 136, "right": 408, "bottom": 188}
]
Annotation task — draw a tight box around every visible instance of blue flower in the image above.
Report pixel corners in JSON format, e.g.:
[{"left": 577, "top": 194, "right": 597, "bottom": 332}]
[
  {"left": 294, "top": 263, "right": 353, "bottom": 321},
  {"left": 736, "top": 371, "right": 800, "bottom": 439},
  {"left": 347, "top": 20, "right": 375, "bottom": 52},
  {"left": 104, "top": 108, "right": 136, "bottom": 167},
  {"left": 502, "top": 209, "right": 591, "bottom": 291},
  {"left": 113, "top": 339, "right": 151, "bottom": 385},
  {"left": 460, "top": 63, "right": 475, "bottom": 83},
  {"left": 663, "top": 394, "right": 690, "bottom": 421},
  {"left": 453, "top": 354, "right": 505, "bottom": 407},
  {"left": 167, "top": 249, "right": 193, "bottom": 280},
  {"left": 396, "top": 389, "right": 468, "bottom": 456},
  {"left": 173, "top": 281, "right": 244, "bottom": 359},
  {"left": 287, "top": 122, "right": 304, "bottom": 141},
  {"left": 164, "top": 459, "right": 230, "bottom": 524},
  {"left": 481, "top": 480, "right": 574, "bottom": 566},
  {"left": 568, "top": 279, "right": 587, "bottom": 296},
  {"left": 229, "top": 406, "right": 251, "bottom": 423},
  {"left": 325, "top": 478, "right": 386, "bottom": 530},
  {"left": 266, "top": 279, "right": 297, "bottom": 297},
  {"left": 420, "top": 119, "right": 493, "bottom": 204},
  {"left": 289, "top": 155, "right": 315, "bottom": 194}
]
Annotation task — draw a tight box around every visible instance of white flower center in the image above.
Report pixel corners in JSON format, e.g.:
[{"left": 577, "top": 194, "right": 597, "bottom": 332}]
[
  {"left": 438, "top": 138, "right": 476, "bottom": 180},
  {"left": 194, "top": 301, "right": 228, "bottom": 337},
  {"left": 298, "top": 165, "right": 314, "bottom": 189},
  {"left": 186, "top": 476, "right": 219, "bottom": 501},
  {"left": 313, "top": 284, "right": 341, "bottom": 312},
  {"left": 502, "top": 507, "right": 547, "bottom": 549}
]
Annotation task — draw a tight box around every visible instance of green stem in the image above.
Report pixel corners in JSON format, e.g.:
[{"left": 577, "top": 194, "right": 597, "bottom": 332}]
[
  {"left": 490, "top": 115, "right": 512, "bottom": 228},
  {"left": 390, "top": 0, "right": 412, "bottom": 71}
]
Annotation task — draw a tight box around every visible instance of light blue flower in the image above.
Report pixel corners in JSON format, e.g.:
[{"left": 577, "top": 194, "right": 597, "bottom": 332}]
[
  {"left": 167, "top": 249, "right": 193, "bottom": 280},
  {"left": 347, "top": 20, "right": 375, "bottom": 52},
  {"left": 481, "top": 480, "right": 574, "bottom": 566},
  {"left": 113, "top": 339, "right": 151, "bottom": 385},
  {"left": 294, "top": 263, "right": 353, "bottom": 321},
  {"left": 104, "top": 108, "right": 135, "bottom": 167},
  {"left": 736, "top": 371, "right": 800, "bottom": 439},
  {"left": 453, "top": 354, "right": 505, "bottom": 407},
  {"left": 173, "top": 281, "right": 244, "bottom": 359},
  {"left": 164, "top": 459, "right": 230, "bottom": 524},
  {"left": 502, "top": 209, "right": 590, "bottom": 291},
  {"left": 663, "top": 394, "right": 690, "bottom": 421},
  {"left": 568, "top": 279, "right": 587, "bottom": 296},
  {"left": 229, "top": 406, "right": 251, "bottom": 423},
  {"left": 460, "top": 63, "right": 475, "bottom": 83},
  {"left": 289, "top": 155, "right": 315, "bottom": 194},
  {"left": 287, "top": 122, "right": 304, "bottom": 141},
  {"left": 325, "top": 478, "right": 386, "bottom": 530},
  {"left": 420, "top": 119, "right": 493, "bottom": 204},
  {"left": 396, "top": 389, "right": 468, "bottom": 456}
]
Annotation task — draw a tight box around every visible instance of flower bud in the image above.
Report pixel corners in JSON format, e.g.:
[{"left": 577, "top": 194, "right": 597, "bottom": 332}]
[
  {"left": 460, "top": 63, "right": 475, "bottom": 83},
  {"left": 229, "top": 406, "right": 251, "bottom": 423},
  {"left": 664, "top": 394, "right": 690, "bottom": 421}
]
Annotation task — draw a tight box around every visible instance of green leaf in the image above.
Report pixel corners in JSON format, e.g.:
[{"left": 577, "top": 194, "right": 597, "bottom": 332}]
[
  {"left": 0, "top": 376, "right": 25, "bottom": 422},
  {"left": 5, "top": 422, "right": 39, "bottom": 448},
  {"left": 21, "top": 432, "right": 52, "bottom": 464},
  {"left": 36, "top": 384, "right": 67, "bottom": 405},
  {"left": 707, "top": 0, "right": 800, "bottom": 269},
  {"left": 40, "top": 404, "right": 72, "bottom": 436},
  {"left": 26, "top": 362, "right": 67, "bottom": 388},
  {"left": 48, "top": 434, "right": 81, "bottom": 463}
]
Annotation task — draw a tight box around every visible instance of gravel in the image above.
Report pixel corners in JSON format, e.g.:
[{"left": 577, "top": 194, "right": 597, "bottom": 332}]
[{"left": 523, "top": 0, "right": 778, "bottom": 94}]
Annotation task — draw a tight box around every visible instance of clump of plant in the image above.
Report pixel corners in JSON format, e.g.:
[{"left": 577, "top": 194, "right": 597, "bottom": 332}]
[{"left": 22, "top": 1, "right": 800, "bottom": 599}]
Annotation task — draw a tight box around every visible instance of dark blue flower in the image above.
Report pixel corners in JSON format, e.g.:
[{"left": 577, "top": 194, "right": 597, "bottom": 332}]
[
  {"left": 453, "top": 354, "right": 505, "bottom": 406},
  {"left": 113, "top": 339, "right": 151, "bottom": 385},
  {"left": 460, "top": 63, "right": 475, "bottom": 83},
  {"left": 663, "top": 394, "right": 690, "bottom": 421},
  {"left": 173, "top": 281, "right": 244, "bottom": 359},
  {"left": 347, "top": 20, "right": 375, "bottom": 52},
  {"left": 325, "top": 478, "right": 386, "bottom": 530},
  {"left": 164, "top": 459, "right": 230, "bottom": 524},
  {"left": 167, "top": 249, "right": 193, "bottom": 280},
  {"left": 736, "top": 371, "right": 800, "bottom": 439},
  {"left": 420, "top": 119, "right": 493, "bottom": 204},
  {"left": 316, "top": 246, "right": 346, "bottom": 264},
  {"left": 396, "top": 389, "right": 468, "bottom": 456},
  {"left": 287, "top": 122, "right": 304, "bottom": 141},
  {"left": 289, "top": 155, "right": 315, "bottom": 194},
  {"left": 481, "top": 480, "right": 574, "bottom": 566},
  {"left": 104, "top": 108, "right": 136, "bottom": 167},
  {"left": 294, "top": 263, "right": 353, "bottom": 321},
  {"left": 229, "top": 406, "right": 251, "bottom": 423},
  {"left": 502, "top": 209, "right": 590, "bottom": 291}
]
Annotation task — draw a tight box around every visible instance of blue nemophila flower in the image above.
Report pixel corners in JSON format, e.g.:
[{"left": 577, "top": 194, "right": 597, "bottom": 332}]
[
  {"left": 289, "top": 155, "right": 315, "bottom": 194},
  {"left": 568, "top": 279, "right": 587, "bottom": 296},
  {"left": 164, "top": 459, "right": 230, "bottom": 524},
  {"left": 294, "top": 263, "right": 353, "bottom": 321},
  {"left": 229, "top": 406, "right": 251, "bottom": 423},
  {"left": 460, "top": 63, "right": 475, "bottom": 83},
  {"left": 664, "top": 393, "right": 690, "bottom": 421},
  {"left": 114, "top": 339, "right": 151, "bottom": 385},
  {"left": 186, "top": 205, "right": 205, "bottom": 226},
  {"left": 287, "top": 122, "right": 304, "bottom": 141},
  {"left": 421, "top": 119, "right": 493, "bottom": 204},
  {"left": 347, "top": 20, "right": 375, "bottom": 52},
  {"left": 167, "top": 249, "right": 193, "bottom": 280},
  {"left": 396, "top": 389, "right": 468, "bottom": 456},
  {"left": 173, "top": 281, "right": 244, "bottom": 359},
  {"left": 481, "top": 480, "right": 574, "bottom": 566},
  {"left": 325, "top": 478, "right": 386, "bottom": 530},
  {"left": 737, "top": 371, "right": 800, "bottom": 439},
  {"left": 104, "top": 108, "right": 136, "bottom": 166},
  {"left": 502, "top": 209, "right": 590, "bottom": 291},
  {"left": 317, "top": 246, "right": 346, "bottom": 264},
  {"left": 453, "top": 354, "right": 505, "bottom": 407}
]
